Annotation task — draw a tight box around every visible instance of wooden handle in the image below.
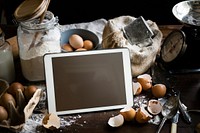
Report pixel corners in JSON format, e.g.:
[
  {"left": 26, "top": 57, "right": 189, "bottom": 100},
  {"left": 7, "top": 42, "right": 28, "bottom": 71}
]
[{"left": 171, "top": 123, "right": 177, "bottom": 133}]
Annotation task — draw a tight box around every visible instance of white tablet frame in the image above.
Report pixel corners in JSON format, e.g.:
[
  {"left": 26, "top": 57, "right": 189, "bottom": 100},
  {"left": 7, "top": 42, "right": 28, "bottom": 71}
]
[{"left": 44, "top": 48, "right": 133, "bottom": 115}]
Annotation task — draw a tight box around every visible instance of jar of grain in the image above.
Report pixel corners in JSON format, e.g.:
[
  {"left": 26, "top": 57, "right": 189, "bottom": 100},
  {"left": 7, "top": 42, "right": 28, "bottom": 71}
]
[{"left": 14, "top": 0, "right": 61, "bottom": 81}]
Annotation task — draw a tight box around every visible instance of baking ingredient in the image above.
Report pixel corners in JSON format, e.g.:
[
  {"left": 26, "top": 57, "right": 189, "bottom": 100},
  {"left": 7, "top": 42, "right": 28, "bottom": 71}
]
[
  {"left": 75, "top": 48, "right": 87, "bottom": 51},
  {"left": 7, "top": 82, "right": 24, "bottom": 98},
  {"left": 0, "top": 106, "right": 8, "bottom": 122},
  {"left": 147, "top": 99, "right": 162, "bottom": 115},
  {"left": 120, "top": 106, "right": 136, "bottom": 121},
  {"left": 108, "top": 114, "right": 124, "bottom": 127},
  {"left": 0, "top": 92, "right": 16, "bottom": 110},
  {"left": 42, "top": 113, "right": 60, "bottom": 130},
  {"left": 62, "top": 43, "right": 74, "bottom": 52},
  {"left": 137, "top": 73, "right": 152, "bottom": 91},
  {"left": 24, "top": 85, "right": 38, "bottom": 101},
  {"left": 132, "top": 81, "right": 142, "bottom": 95},
  {"left": 69, "top": 34, "right": 84, "bottom": 49},
  {"left": 17, "top": 11, "right": 61, "bottom": 81},
  {"left": 83, "top": 40, "right": 94, "bottom": 50},
  {"left": 135, "top": 106, "right": 153, "bottom": 123},
  {"left": 151, "top": 84, "right": 167, "bottom": 98}
]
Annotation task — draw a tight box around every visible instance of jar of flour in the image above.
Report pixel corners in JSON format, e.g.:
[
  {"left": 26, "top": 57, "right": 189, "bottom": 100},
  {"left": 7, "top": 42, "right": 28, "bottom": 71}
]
[{"left": 15, "top": 9, "right": 61, "bottom": 81}]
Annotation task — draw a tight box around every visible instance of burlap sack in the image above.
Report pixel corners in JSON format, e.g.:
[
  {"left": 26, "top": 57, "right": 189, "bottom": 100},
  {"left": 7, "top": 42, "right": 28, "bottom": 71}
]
[{"left": 102, "top": 16, "right": 163, "bottom": 77}]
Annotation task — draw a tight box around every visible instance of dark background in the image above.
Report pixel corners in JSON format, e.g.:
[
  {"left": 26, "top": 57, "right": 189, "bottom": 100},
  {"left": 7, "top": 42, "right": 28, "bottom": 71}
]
[{"left": 1, "top": 0, "right": 183, "bottom": 25}]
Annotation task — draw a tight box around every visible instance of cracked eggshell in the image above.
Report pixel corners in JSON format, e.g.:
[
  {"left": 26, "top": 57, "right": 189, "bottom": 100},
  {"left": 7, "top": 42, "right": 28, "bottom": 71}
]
[
  {"left": 135, "top": 106, "right": 153, "bottom": 123},
  {"left": 132, "top": 81, "right": 142, "bottom": 95},
  {"left": 137, "top": 74, "right": 152, "bottom": 91},
  {"left": 120, "top": 106, "right": 136, "bottom": 121},
  {"left": 108, "top": 114, "right": 124, "bottom": 127},
  {"left": 147, "top": 99, "right": 162, "bottom": 115},
  {"left": 42, "top": 113, "right": 61, "bottom": 130}
]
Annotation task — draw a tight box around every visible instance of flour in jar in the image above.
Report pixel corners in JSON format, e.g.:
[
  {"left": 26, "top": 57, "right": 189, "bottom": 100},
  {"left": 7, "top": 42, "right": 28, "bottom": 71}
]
[{"left": 19, "top": 27, "right": 61, "bottom": 81}]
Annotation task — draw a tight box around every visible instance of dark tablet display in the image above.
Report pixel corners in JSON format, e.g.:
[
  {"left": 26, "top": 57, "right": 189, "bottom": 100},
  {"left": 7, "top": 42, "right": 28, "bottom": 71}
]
[{"left": 44, "top": 48, "right": 133, "bottom": 115}]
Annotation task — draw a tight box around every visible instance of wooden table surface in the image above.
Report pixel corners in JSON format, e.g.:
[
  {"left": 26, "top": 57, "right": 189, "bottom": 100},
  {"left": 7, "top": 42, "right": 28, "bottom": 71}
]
[{"left": 0, "top": 24, "right": 200, "bottom": 133}]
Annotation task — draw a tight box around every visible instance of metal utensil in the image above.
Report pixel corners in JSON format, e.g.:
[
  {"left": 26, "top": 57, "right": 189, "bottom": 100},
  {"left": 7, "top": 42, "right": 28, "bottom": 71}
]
[
  {"left": 122, "top": 16, "right": 154, "bottom": 45},
  {"left": 179, "top": 98, "right": 192, "bottom": 124},
  {"left": 156, "top": 95, "right": 179, "bottom": 133},
  {"left": 175, "top": 89, "right": 192, "bottom": 124},
  {"left": 171, "top": 110, "right": 180, "bottom": 133}
]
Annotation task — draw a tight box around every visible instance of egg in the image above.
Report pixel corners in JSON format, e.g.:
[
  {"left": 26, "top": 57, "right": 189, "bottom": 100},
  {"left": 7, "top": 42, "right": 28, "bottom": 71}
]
[
  {"left": 108, "top": 114, "right": 124, "bottom": 127},
  {"left": 62, "top": 43, "right": 74, "bottom": 52},
  {"left": 151, "top": 84, "right": 167, "bottom": 98},
  {"left": 75, "top": 48, "right": 87, "bottom": 51},
  {"left": 7, "top": 82, "right": 24, "bottom": 98},
  {"left": 147, "top": 99, "right": 162, "bottom": 115},
  {"left": 69, "top": 34, "right": 84, "bottom": 49},
  {"left": 83, "top": 40, "right": 94, "bottom": 50},
  {"left": 24, "top": 85, "right": 38, "bottom": 101},
  {"left": 120, "top": 106, "right": 136, "bottom": 121},
  {"left": 0, "top": 92, "right": 16, "bottom": 110},
  {"left": 137, "top": 74, "right": 152, "bottom": 91},
  {"left": 0, "top": 106, "right": 8, "bottom": 122}
]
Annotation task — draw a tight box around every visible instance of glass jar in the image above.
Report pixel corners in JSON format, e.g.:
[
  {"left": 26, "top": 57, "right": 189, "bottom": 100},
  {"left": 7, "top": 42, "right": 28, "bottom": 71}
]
[
  {"left": 17, "top": 11, "right": 61, "bottom": 81},
  {"left": 0, "top": 28, "right": 15, "bottom": 83}
]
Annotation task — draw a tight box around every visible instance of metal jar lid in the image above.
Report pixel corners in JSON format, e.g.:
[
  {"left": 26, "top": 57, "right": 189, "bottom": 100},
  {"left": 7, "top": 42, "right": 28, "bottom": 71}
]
[{"left": 14, "top": 0, "right": 49, "bottom": 22}]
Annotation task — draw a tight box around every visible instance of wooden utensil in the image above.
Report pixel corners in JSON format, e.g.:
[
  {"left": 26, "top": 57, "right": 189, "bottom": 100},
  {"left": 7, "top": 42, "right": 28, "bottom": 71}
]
[{"left": 28, "top": 0, "right": 51, "bottom": 50}]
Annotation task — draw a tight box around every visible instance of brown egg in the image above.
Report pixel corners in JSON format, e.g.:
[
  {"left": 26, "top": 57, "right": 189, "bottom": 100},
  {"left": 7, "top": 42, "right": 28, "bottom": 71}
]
[
  {"left": 0, "top": 106, "right": 8, "bottom": 122},
  {"left": 120, "top": 106, "right": 136, "bottom": 121},
  {"left": 69, "top": 34, "right": 84, "bottom": 49},
  {"left": 7, "top": 82, "right": 24, "bottom": 98},
  {"left": 151, "top": 84, "right": 167, "bottom": 98},
  {"left": 83, "top": 40, "right": 94, "bottom": 50},
  {"left": 24, "top": 85, "right": 38, "bottom": 101},
  {"left": 0, "top": 92, "right": 16, "bottom": 110},
  {"left": 75, "top": 48, "right": 87, "bottom": 51},
  {"left": 137, "top": 74, "right": 152, "bottom": 91},
  {"left": 62, "top": 43, "right": 74, "bottom": 52}
]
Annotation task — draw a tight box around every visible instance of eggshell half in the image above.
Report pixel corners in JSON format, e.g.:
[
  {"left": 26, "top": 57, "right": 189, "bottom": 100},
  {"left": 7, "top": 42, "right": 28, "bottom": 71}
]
[
  {"left": 151, "top": 84, "right": 167, "bottom": 98},
  {"left": 108, "top": 114, "right": 124, "bottom": 127},
  {"left": 137, "top": 74, "right": 152, "bottom": 91},
  {"left": 147, "top": 99, "right": 162, "bottom": 115},
  {"left": 135, "top": 106, "right": 153, "bottom": 123},
  {"left": 132, "top": 81, "right": 142, "bottom": 95},
  {"left": 120, "top": 106, "right": 136, "bottom": 121}
]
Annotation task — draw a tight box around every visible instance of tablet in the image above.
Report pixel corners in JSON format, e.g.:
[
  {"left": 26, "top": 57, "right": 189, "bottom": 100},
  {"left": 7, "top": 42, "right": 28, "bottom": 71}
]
[{"left": 44, "top": 48, "right": 133, "bottom": 115}]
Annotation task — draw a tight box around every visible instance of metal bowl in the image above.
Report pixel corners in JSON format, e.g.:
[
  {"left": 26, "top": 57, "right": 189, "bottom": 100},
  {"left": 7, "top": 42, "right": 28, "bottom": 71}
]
[{"left": 172, "top": 0, "right": 200, "bottom": 27}]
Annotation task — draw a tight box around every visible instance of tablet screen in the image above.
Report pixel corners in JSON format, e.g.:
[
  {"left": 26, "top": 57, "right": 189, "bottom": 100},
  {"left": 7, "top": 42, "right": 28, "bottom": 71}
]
[{"left": 44, "top": 48, "right": 133, "bottom": 115}]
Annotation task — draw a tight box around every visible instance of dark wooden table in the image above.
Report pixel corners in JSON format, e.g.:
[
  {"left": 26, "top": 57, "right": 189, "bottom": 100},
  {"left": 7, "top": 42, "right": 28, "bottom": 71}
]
[{"left": 0, "top": 24, "right": 200, "bottom": 133}]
